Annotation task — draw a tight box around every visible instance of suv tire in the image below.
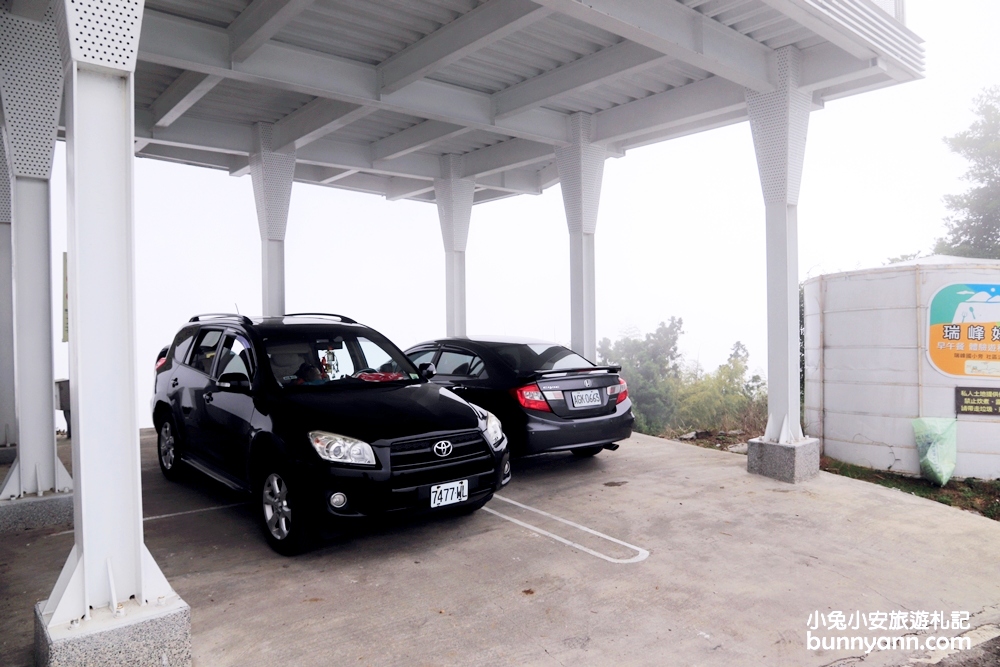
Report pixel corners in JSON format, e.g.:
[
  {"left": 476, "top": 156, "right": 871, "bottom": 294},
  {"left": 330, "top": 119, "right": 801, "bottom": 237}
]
[
  {"left": 256, "top": 463, "right": 311, "bottom": 556},
  {"left": 157, "top": 418, "right": 185, "bottom": 481}
]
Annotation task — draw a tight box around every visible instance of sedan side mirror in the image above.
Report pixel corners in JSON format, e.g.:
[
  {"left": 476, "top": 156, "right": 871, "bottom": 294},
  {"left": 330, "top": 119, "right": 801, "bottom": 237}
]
[
  {"left": 419, "top": 362, "right": 436, "bottom": 379},
  {"left": 217, "top": 372, "right": 251, "bottom": 392}
]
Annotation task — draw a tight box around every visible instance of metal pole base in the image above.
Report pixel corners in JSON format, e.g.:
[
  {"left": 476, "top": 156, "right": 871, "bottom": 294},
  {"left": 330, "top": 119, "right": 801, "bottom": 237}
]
[
  {"left": 747, "top": 437, "right": 821, "bottom": 483},
  {"left": 34, "top": 598, "right": 191, "bottom": 667}
]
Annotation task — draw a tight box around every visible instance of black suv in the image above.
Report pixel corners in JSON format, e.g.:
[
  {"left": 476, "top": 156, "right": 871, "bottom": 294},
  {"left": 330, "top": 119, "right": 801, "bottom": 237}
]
[{"left": 151, "top": 314, "right": 510, "bottom": 554}]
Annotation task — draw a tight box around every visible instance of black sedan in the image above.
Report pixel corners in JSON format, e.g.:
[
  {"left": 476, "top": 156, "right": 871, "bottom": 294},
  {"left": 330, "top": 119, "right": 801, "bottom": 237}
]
[
  {"left": 404, "top": 337, "right": 634, "bottom": 457},
  {"left": 151, "top": 314, "right": 510, "bottom": 555}
]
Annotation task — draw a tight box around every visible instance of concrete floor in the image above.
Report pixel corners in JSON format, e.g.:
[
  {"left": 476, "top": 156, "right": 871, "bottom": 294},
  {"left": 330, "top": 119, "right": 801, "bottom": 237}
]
[{"left": 2, "top": 432, "right": 999, "bottom": 666}]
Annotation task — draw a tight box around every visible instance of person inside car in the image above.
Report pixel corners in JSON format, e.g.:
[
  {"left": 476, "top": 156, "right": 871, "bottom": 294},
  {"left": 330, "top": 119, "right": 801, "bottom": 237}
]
[{"left": 294, "top": 363, "right": 326, "bottom": 385}]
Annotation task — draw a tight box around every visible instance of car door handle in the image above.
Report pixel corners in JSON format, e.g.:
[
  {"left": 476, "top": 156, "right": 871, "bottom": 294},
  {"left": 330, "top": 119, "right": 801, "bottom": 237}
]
[{"left": 171, "top": 378, "right": 179, "bottom": 388}]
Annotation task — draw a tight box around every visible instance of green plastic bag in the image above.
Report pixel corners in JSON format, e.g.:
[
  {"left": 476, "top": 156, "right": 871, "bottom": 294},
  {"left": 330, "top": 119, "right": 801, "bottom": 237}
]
[{"left": 912, "top": 418, "right": 957, "bottom": 486}]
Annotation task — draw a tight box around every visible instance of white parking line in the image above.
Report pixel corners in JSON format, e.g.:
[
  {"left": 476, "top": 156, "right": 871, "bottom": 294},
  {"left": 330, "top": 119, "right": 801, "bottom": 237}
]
[
  {"left": 485, "top": 494, "right": 649, "bottom": 564},
  {"left": 45, "top": 503, "right": 245, "bottom": 537}
]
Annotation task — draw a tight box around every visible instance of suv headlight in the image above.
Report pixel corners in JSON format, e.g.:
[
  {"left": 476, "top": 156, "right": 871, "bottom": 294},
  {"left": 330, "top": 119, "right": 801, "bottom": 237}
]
[
  {"left": 309, "top": 431, "right": 376, "bottom": 466},
  {"left": 481, "top": 411, "right": 505, "bottom": 451}
]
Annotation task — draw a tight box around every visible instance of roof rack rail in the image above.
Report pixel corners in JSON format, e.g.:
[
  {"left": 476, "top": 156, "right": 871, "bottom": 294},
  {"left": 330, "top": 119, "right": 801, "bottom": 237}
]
[
  {"left": 188, "top": 313, "right": 254, "bottom": 326},
  {"left": 283, "top": 312, "right": 358, "bottom": 324}
]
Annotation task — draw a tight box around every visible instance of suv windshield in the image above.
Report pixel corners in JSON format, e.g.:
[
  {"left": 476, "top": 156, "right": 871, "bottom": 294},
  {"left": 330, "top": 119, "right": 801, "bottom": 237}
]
[
  {"left": 264, "top": 329, "right": 419, "bottom": 387},
  {"left": 484, "top": 343, "right": 593, "bottom": 373}
]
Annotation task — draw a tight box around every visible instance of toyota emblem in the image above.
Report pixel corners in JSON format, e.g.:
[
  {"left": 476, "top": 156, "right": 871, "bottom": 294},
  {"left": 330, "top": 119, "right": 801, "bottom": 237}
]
[
  {"left": 584, "top": 379, "right": 592, "bottom": 387},
  {"left": 433, "top": 440, "right": 453, "bottom": 457}
]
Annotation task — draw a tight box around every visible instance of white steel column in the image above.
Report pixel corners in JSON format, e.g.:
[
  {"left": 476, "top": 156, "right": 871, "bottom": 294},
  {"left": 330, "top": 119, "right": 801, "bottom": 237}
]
[
  {"left": 434, "top": 154, "right": 474, "bottom": 337},
  {"left": 38, "top": 1, "right": 190, "bottom": 662},
  {"left": 0, "top": 5, "right": 72, "bottom": 500},
  {"left": 555, "top": 113, "right": 605, "bottom": 362},
  {"left": 0, "top": 139, "right": 14, "bottom": 447},
  {"left": 250, "top": 123, "right": 295, "bottom": 317},
  {"left": 745, "top": 46, "right": 820, "bottom": 483}
]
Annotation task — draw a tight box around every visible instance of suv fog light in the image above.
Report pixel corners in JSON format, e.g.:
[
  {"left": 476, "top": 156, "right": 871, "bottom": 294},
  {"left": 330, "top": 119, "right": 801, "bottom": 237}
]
[
  {"left": 503, "top": 461, "right": 511, "bottom": 476},
  {"left": 329, "top": 492, "right": 347, "bottom": 508}
]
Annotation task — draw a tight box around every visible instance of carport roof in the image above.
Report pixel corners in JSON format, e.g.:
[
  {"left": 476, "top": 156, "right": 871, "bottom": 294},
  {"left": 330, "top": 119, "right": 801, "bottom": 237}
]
[{"left": 131, "top": 0, "right": 923, "bottom": 204}]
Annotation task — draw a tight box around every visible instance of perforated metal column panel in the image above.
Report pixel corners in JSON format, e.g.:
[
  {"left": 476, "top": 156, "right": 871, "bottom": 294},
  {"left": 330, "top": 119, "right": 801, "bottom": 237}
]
[
  {"left": 0, "top": 5, "right": 68, "bottom": 502},
  {"left": 0, "top": 138, "right": 13, "bottom": 447},
  {"left": 434, "top": 154, "right": 475, "bottom": 337},
  {"left": 745, "top": 47, "right": 811, "bottom": 207},
  {"left": 554, "top": 114, "right": 606, "bottom": 236},
  {"left": 745, "top": 46, "right": 811, "bottom": 444},
  {"left": 250, "top": 123, "right": 295, "bottom": 317},
  {"left": 555, "top": 113, "right": 605, "bottom": 362},
  {"left": 0, "top": 5, "right": 63, "bottom": 179},
  {"left": 250, "top": 123, "right": 296, "bottom": 243}
]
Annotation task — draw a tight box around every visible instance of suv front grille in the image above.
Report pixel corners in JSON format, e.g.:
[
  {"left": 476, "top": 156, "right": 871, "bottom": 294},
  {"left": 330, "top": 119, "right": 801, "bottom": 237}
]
[{"left": 390, "top": 429, "right": 489, "bottom": 470}]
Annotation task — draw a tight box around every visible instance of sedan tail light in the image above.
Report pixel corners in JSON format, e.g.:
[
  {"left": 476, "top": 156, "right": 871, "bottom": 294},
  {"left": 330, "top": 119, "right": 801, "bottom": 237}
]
[
  {"left": 607, "top": 378, "right": 628, "bottom": 404},
  {"left": 512, "top": 383, "right": 552, "bottom": 412},
  {"left": 155, "top": 356, "right": 167, "bottom": 371}
]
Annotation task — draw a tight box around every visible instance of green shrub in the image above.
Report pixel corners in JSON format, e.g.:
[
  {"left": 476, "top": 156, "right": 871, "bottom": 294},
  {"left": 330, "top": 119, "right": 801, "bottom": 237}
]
[{"left": 598, "top": 324, "right": 767, "bottom": 437}]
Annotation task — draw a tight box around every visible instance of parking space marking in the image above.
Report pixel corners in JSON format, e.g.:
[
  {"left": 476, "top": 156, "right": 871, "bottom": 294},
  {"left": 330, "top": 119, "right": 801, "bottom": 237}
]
[
  {"left": 486, "top": 494, "right": 649, "bottom": 564},
  {"left": 45, "top": 502, "right": 245, "bottom": 537}
]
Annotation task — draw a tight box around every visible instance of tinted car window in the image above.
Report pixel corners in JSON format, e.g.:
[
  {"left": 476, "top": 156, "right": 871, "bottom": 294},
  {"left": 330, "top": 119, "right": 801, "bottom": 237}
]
[
  {"left": 407, "top": 349, "right": 436, "bottom": 367},
  {"left": 218, "top": 335, "right": 255, "bottom": 379},
  {"left": 437, "top": 350, "right": 486, "bottom": 378},
  {"left": 264, "top": 329, "right": 419, "bottom": 387},
  {"left": 485, "top": 343, "right": 592, "bottom": 373},
  {"left": 188, "top": 329, "right": 223, "bottom": 374},
  {"left": 171, "top": 327, "right": 197, "bottom": 364}
]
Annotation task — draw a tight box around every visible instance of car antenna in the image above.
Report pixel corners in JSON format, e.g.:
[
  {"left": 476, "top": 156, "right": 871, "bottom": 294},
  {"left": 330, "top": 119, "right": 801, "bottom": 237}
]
[{"left": 235, "top": 302, "right": 241, "bottom": 315}]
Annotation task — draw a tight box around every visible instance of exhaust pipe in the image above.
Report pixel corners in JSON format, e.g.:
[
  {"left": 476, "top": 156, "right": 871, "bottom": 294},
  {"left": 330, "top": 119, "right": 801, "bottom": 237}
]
[{"left": 604, "top": 443, "right": 620, "bottom": 451}]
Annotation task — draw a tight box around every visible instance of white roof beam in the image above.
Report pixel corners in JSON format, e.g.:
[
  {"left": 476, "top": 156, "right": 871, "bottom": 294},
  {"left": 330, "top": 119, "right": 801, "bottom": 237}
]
[
  {"left": 326, "top": 172, "right": 391, "bottom": 196},
  {"left": 136, "top": 114, "right": 559, "bottom": 186},
  {"left": 321, "top": 168, "right": 359, "bottom": 184},
  {"left": 229, "top": 0, "right": 316, "bottom": 63},
  {"left": 135, "top": 112, "right": 251, "bottom": 155},
  {"left": 462, "top": 138, "right": 553, "bottom": 178},
  {"left": 492, "top": 41, "right": 670, "bottom": 120},
  {"left": 799, "top": 42, "right": 886, "bottom": 92},
  {"left": 618, "top": 106, "right": 748, "bottom": 151},
  {"left": 150, "top": 71, "right": 223, "bottom": 128},
  {"left": 386, "top": 177, "right": 436, "bottom": 201},
  {"left": 473, "top": 189, "right": 515, "bottom": 204},
  {"left": 533, "top": 0, "right": 775, "bottom": 92},
  {"left": 137, "top": 144, "right": 244, "bottom": 171},
  {"left": 371, "top": 120, "right": 471, "bottom": 162},
  {"left": 377, "top": 0, "right": 552, "bottom": 94},
  {"left": 272, "top": 98, "right": 376, "bottom": 152},
  {"left": 476, "top": 169, "right": 541, "bottom": 194},
  {"left": 591, "top": 75, "right": 747, "bottom": 143},
  {"left": 138, "top": 10, "right": 570, "bottom": 146}
]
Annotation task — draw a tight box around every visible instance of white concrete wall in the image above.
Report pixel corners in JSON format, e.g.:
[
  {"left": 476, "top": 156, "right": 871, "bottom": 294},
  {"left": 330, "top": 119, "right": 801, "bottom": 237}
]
[{"left": 804, "top": 261, "right": 1000, "bottom": 479}]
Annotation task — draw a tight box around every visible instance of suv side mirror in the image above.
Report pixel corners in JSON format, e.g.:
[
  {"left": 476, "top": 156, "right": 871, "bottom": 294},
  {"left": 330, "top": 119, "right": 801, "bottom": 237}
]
[
  {"left": 217, "top": 372, "right": 251, "bottom": 392},
  {"left": 418, "top": 362, "right": 436, "bottom": 379}
]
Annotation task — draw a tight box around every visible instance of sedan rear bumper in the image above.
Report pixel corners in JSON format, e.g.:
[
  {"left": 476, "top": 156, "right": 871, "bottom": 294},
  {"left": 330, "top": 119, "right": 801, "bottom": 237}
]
[{"left": 522, "top": 399, "right": 634, "bottom": 455}]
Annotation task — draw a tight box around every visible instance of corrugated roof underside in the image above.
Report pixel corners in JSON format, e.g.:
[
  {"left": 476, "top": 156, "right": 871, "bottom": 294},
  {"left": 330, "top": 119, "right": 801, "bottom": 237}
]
[
  {"left": 428, "top": 14, "right": 621, "bottom": 94},
  {"left": 334, "top": 109, "right": 426, "bottom": 144},
  {"left": 186, "top": 80, "right": 314, "bottom": 126},
  {"left": 274, "top": 0, "right": 484, "bottom": 65},
  {"left": 683, "top": 0, "right": 825, "bottom": 50},
  {"left": 135, "top": 61, "right": 183, "bottom": 110},
  {"left": 145, "top": 0, "right": 250, "bottom": 28}
]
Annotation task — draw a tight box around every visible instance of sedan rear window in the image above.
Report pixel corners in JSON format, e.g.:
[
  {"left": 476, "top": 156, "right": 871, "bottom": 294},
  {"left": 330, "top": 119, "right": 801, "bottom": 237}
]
[
  {"left": 485, "top": 343, "right": 592, "bottom": 373},
  {"left": 264, "top": 330, "right": 419, "bottom": 387}
]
